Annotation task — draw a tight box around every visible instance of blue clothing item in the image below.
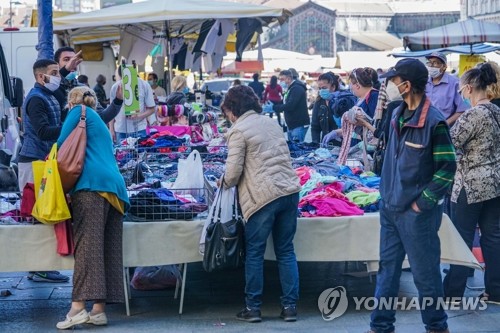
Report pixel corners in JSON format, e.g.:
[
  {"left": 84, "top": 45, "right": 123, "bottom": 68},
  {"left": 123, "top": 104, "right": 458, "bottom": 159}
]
[
  {"left": 333, "top": 115, "right": 341, "bottom": 128},
  {"left": 359, "top": 89, "right": 379, "bottom": 118},
  {"left": 36, "top": 0, "right": 54, "bottom": 60},
  {"left": 371, "top": 202, "right": 448, "bottom": 333},
  {"left": 287, "top": 125, "right": 308, "bottom": 142},
  {"left": 116, "top": 130, "right": 147, "bottom": 142},
  {"left": 244, "top": 193, "right": 299, "bottom": 310},
  {"left": 20, "top": 84, "right": 61, "bottom": 160},
  {"left": 380, "top": 97, "right": 445, "bottom": 212},
  {"left": 58, "top": 105, "right": 130, "bottom": 211}
]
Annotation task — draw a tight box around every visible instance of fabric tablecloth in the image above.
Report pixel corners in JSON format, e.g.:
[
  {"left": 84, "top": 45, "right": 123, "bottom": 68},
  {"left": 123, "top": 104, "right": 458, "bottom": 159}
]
[{"left": 0, "top": 214, "right": 481, "bottom": 272}]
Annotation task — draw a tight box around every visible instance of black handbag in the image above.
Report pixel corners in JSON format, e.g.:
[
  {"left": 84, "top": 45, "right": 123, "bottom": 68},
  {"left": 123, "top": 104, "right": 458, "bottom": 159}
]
[{"left": 203, "top": 186, "right": 245, "bottom": 273}]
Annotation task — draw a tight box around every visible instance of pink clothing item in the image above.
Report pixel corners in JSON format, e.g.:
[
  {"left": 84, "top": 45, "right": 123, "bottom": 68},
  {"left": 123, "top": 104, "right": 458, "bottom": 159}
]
[
  {"left": 309, "top": 182, "right": 344, "bottom": 195},
  {"left": 146, "top": 125, "right": 191, "bottom": 137},
  {"left": 295, "top": 166, "right": 314, "bottom": 186},
  {"left": 300, "top": 197, "right": 364, "bottom": 217},
  {"left": 299, "top": 184, "right": 364, "bottom": 217}
]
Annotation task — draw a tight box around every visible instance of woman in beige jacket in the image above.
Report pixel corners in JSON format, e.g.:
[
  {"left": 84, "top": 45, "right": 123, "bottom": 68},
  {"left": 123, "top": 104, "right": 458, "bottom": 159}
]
[{"left": 221, "top": 85, "right": 302, "bottom": 323}]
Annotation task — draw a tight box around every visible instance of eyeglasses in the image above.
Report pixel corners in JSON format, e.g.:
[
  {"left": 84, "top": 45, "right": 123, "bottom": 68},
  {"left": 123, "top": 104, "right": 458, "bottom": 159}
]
[
  {"left": 458, "top": 85, "right": 469, "bottom": 94},
  {"left": 426, "top": 61, "right": 442, "bottom": 68}
]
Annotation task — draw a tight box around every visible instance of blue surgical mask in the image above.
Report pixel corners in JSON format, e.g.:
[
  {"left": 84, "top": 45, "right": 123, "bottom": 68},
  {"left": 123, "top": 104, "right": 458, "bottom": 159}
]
[
  {"left": 280, "top": 81, "right": 288, "bottom": 90},
  {"left": 148, "top": 80, "right": 154, "bottom": 86},
  {"left": 319, "top": 89, "right": 332, "bottom": 100},
  {"left": 463, "top": 97, "right": 471, "bottom": 108},
  {"left": 333, "top": 115, "right": 341, "bottom": 128},
  {"left": 182, "top": 86, "right": 189, "bottom": 94},
  {"left": 65, "top": 71, "right": 78, "bottom": 81}
]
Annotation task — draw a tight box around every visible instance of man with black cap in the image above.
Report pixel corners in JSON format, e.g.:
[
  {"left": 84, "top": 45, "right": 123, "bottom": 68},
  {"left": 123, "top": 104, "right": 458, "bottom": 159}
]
[
  {"left": 368, "top": 58, "right": 456, "bottom": 333},
  {"left": 425, "top": 52, "right": 468, "bottom": 126}
]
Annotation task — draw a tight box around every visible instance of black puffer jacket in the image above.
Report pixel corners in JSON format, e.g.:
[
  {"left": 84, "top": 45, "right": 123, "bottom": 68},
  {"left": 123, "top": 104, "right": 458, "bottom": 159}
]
[{"left": 273, "top": 80, "right": 310, "bottom": 131}]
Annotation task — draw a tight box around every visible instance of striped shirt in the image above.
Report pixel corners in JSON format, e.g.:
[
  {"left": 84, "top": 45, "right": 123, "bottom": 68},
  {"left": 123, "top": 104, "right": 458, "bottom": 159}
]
[{"left": 399, "top": 116, "right": 456, "bottom": 210}]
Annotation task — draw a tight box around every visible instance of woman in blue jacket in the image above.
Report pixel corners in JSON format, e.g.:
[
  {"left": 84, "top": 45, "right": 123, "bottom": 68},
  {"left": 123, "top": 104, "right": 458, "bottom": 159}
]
[{"left": 56, "top": 86, "right": 129, "bottom": 329}]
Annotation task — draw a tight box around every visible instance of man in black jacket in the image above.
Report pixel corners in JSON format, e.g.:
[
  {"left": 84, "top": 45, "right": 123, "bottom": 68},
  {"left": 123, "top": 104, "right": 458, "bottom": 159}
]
[{"left": 268, "top": 69, "right": 310, "bottom": 142}]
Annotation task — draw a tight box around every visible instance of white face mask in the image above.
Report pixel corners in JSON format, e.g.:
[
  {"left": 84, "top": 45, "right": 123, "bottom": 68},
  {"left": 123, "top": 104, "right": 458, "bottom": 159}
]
[
  {"left": 385, "top": 80, "right": 403, "bottom": 101},
  {"left": 426, "top": 66, "right": 442, "bottom": 79},
  {"left": 44, "top": 74, "right": 61, "bottom": 92}
]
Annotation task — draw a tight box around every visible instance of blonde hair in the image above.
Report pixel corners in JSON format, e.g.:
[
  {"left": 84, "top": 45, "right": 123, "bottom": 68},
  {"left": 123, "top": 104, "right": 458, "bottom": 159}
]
[
  {"left": 171, "top": 75, "right": 187, "bottom": 92},
  {"left": 68, "top": 86, "right": 97, "bottom": 109},
  {"left": 485, "top": 61, "right": 500, "bottom": 100}
]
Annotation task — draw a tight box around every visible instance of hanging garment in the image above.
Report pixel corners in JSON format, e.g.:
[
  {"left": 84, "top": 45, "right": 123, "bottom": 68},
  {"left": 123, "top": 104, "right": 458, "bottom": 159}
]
[
  {"left": 193, "top": 20, "right": 216, "bottom": 54},
  {"left": 201, "top": 19, "right": 235, "bottom": 55},
  {"left": 235, "top": 18, "right": 262, "bottom": 62}
]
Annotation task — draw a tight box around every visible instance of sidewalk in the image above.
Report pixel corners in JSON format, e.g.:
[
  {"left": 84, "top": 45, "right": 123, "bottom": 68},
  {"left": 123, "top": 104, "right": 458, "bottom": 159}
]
[{"left": 0, "top": 262, "right": 499, "bottom": 332}]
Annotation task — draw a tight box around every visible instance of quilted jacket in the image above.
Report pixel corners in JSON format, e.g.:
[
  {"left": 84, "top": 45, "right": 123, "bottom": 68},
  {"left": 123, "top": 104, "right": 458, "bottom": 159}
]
[{"left": 223, "top": 110, "right": 301, "bottom": 220}]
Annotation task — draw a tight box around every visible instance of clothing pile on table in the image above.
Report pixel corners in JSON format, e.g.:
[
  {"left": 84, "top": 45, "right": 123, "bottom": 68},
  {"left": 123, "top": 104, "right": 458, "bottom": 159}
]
[{"left": 295, "top": 165, "right": 380, "bottom": 217}]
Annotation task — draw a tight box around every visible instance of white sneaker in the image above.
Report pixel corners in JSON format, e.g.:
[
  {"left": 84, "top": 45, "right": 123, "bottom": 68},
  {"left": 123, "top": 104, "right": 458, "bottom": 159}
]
[
  {"left": 56, "top": 309, "right": 89, "bottom": 329},
  {"left": 88, "top": 312, "right": 108, "bottom": 326}
]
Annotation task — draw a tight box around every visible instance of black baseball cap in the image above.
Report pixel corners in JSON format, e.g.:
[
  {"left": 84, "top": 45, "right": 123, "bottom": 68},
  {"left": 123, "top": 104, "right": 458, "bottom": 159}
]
[{"left": 380, "top": 58, "right": 428, "bottom": 86}]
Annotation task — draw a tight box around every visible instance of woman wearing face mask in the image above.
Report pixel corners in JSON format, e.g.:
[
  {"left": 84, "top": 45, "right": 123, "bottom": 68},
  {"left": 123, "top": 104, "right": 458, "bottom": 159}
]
[
  {"left": 157, "top": 75, "right": 189, "bottom": 125},
  {"left": 442, "top": 63, "right": 500, "bottom": 304},
  {"left": 310, "top": 72, "right": 340, "bottom": 144},
  {"left": 355, "top": 73, "right": 404, "bottom": 141},
  {"left": 322, "top": 67, "right": 379, "bottom": 146}
]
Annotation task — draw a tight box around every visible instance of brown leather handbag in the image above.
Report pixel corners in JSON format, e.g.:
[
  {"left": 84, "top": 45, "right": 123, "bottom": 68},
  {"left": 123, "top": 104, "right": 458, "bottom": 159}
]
[{"left": 57, "top": 105, "right": 87, "bottom": 193}]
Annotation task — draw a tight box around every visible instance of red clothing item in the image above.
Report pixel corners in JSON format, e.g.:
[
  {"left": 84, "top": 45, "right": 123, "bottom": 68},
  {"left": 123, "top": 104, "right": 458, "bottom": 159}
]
[{"left": 263, "top": 84, "right": 283, "bottom": 103}]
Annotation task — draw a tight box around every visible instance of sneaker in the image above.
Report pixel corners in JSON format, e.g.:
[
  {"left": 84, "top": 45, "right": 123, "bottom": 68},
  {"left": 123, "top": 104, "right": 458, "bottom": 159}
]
[
  {"left": 87, "top": 312, "right": 108, "bottom": 326},
  {"left": 32, "top": 271, "right": 70, "bottom": 283},
  {"left": 280, "top": 305, "right": 297, "bottom": 322},
  {"left": 56, "top": 309, "right": 89, "bottom": 329},
  {"left": 236, "top": 307, "right": 262, "bottom": 323}
]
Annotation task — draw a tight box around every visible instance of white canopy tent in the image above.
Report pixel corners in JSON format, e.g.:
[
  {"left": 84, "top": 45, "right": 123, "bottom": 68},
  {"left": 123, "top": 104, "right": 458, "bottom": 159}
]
[
  {"left": 53, "top": 0, "right": 291, "bottom": 64},
  {"left": 403, "top": 19, "right": 500, "bottom": 51}
]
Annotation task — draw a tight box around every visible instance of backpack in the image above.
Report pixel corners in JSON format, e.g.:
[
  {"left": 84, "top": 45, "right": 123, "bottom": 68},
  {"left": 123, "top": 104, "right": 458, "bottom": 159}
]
[{"left": 331, "top": 91, "right": 357, "bottom": 118}]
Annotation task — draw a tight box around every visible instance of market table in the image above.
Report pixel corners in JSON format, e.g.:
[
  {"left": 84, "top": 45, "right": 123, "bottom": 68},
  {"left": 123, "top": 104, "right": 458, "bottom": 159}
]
[{"left": 0, "top": 214, "right": 481, "bottom": 315}]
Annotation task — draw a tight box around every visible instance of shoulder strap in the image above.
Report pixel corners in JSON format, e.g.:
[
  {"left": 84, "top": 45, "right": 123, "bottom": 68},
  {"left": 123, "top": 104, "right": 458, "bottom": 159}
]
[
  {"left": 484, "top": 104, "right": 500, "bottom": 129},
  {"left": 80, "top": 105, "right": 87, "bottom": 120}
]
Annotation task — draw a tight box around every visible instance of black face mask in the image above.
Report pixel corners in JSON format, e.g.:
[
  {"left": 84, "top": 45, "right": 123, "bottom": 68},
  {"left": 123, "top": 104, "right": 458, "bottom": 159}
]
[{"left": 102, "top": 82, "right": 106, "bottom": 86}]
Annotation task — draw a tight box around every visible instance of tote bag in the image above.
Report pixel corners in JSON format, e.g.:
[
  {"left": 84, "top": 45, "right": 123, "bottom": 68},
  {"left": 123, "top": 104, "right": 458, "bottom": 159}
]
[
  {"left": 32, "top": 144, "right": 71, "bottom": 224},
  {"left": 203, "top": 185, "right": 245, "bottom": 273}
]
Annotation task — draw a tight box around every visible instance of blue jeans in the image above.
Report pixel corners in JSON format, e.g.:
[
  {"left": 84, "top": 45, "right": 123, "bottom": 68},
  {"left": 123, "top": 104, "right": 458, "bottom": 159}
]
[
  {"left": 443, "top": 189, "right": 500, "bottom": 298},
  {"left": 287, "top": 126, "right": 308, "bottom": 143},
  {"left": 116, "top": 130, "right": 147, "bottom": 142},
  {"left": 370, "top": 202, "right": 448, "bottom": 333},
  {"left": 244, "top": 193, "right": 299, "bottom": 310}
]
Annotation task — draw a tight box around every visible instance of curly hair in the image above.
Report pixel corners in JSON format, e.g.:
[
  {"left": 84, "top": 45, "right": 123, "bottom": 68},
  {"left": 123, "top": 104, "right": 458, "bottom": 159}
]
[
  {"left": 484, "top": 61, "right": 500, "bottom": 100},
  {"left": 68, "top": 86, "right": 97, "bottom": 109},
  {"left": 221, "top": 85, "right": 262, "bottom": 118}
]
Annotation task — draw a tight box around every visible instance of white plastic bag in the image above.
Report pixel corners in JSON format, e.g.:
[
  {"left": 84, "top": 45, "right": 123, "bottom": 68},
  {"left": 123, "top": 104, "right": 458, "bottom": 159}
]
[
  {"left": 199, "top": 183, "right": 237, "bottom": 254},
  {"left": 173, "top": 150, "right": 204, "bottom": 197}
]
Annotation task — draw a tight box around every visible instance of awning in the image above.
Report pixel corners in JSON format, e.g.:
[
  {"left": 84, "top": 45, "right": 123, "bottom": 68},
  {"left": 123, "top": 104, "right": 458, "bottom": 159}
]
[
  {"left": 403, "top": 19, "right": 500, "bottom": 51},
  {"left": 391, "top": 43, "right": 500, "bottom": 57},
  {"left": 335, "top": 51, "right": 398, "bottom": 71},
  {"left": 336, "top": 31, "right": 402, "bottom": 51}
]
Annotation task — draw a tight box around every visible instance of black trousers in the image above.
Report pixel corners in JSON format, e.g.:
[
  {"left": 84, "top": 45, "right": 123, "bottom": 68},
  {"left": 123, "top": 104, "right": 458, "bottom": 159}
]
[{"left": 443, "top": 188, "right": 500, "bottom": 298}]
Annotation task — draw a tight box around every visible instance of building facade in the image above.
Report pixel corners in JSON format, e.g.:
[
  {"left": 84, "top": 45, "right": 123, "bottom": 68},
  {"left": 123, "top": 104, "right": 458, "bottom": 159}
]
[{"left": 463, "top": 0, "right": 500, "bottom": 23}]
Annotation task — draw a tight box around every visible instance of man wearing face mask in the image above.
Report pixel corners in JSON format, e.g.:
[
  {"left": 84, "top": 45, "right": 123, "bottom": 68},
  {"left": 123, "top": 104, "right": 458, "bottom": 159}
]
[
  {"left": 265, "top": 69, "right": 310, "bottom": 142},
  {"left": 147, "top": 72, "right": 167, "bottom": 102},
  {"left": 367, "top": 58, "right": 456, "bottom": 333},
  {"left": 54, "top": 47, "right": 123, "bottom": 124},
  {"left": 425, "top": 52, "right": 468, "bottom": 126},
  {"left": 18, "top": 59, "right": 70, "bottom": 283}
]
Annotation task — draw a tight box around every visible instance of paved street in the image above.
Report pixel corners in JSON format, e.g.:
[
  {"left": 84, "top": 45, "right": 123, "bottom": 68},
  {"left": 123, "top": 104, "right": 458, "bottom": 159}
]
[{"left": 0, "top": 262, "right": 499, "bottom": 332}]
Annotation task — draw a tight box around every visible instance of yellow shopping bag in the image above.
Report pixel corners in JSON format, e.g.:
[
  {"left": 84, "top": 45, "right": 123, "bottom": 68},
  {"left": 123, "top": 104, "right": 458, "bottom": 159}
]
[
  {"left": 32, "top": 160, "right": 45, "bottom": 200},
  {"left": 32, "top": 144, "right": 71, "bottom": 224}
]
